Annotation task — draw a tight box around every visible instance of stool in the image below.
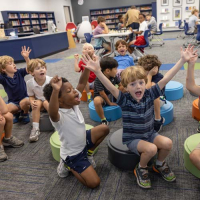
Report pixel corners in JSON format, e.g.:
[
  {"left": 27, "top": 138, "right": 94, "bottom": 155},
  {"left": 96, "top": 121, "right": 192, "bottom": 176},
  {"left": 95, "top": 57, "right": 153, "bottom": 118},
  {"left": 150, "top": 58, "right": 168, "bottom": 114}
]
[
  {"left": 108, "top": 129, "right": 156, "bottom": 170},
  {"left": 81, "top": 90, "right": 94, "bottom": 102},
  {"left": 1, "top": 133, "right": 5, "bottom": 141},
  {"left": 192, "top": 98, "right": 200, "bottom": 121},
  {"left": 89, "top": 101, "right": 122, "bottom": 122},
  {"left": 50, "top": 124, "right": 98, "bottom": 162},
  {"left": 165, "top": 81, "right": 183, "bottom": 101},
  {"left": 189, "top": 78, "right": 200, "bottom": 97},
  {"left": 30, "top": 112, "right": 54, "bottom": 132},
  {"left": 160, "top": 100, "right": 174, "bottom": 125},
  {"left": 184, "top": 133, "right": 200, "bottom": 178}
]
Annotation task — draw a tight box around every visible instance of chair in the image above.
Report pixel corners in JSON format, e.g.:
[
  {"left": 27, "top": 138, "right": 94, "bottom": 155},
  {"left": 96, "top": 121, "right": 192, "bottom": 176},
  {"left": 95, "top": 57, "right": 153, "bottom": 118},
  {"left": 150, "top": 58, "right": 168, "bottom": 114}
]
[
  {"left": 177, "top": 20, "right": 185, "bottom": 38},
  {"left": 33, "top": 27, "right": 40, "bottom": 34},
  {"left": 66, "top": 22, "right": 77, "bottom": 38},
  {"left": 91, "top": 20, "right": 98, "bottom": 28},
  {"left": 183, "top": 22, "right": 195, "bottom": 47},
  {"left": 150, "top": 23, "right": 164, "bottom": 46},
  {"left": 129, "top": 29, "right": 150, "bottom": 57},
  {"left": 194, "top": 25, "right": 200, "bottom": 51}
]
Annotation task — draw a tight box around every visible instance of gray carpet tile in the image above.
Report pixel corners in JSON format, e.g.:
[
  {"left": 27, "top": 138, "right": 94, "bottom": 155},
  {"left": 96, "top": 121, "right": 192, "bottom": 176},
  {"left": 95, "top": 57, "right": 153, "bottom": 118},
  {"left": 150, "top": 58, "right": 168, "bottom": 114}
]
[{"left": 1, "top": 32, "right": 200, "bottom": 200}]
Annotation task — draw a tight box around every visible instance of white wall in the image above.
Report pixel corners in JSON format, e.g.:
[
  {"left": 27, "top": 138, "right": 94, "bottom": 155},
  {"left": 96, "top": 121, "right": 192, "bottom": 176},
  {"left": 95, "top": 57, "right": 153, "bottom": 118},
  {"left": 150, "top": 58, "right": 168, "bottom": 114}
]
[
  {"left": 0, "top": 0, "right": 74, "bottom": 31},
  {"left": 156, "top": 0, "right": 199, "bottom": 31}
]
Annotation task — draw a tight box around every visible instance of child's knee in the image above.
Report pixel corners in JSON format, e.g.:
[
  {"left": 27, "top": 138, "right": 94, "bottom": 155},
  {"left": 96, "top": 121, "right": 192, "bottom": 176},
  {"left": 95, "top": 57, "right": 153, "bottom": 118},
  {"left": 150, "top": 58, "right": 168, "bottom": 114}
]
[
  {"left": 163, "top": 138, "right": 173, "bottom": 151},
  {"left": 94, "top": 97, "right": 102, "bottom": 106},
  {"left": 3, "top": 112, "right": 13, "bottom": 122},
  {"left": 145, "top": 144, "right": 157, "bottom": 157},
  {"left": 0, "top": 118, "right": 6, "bottom": 127},
  {"left": 87, "top": 177, "right": 100, "bottom": 189},
  {"left": 100, "top": 124, "right": 110, "bottom": 135},
  {"left": 20, "top": 99, "right": 30, "bottom": 108},
  {"left": 190, "top": 150, "right": 200, "bottom": 164}
]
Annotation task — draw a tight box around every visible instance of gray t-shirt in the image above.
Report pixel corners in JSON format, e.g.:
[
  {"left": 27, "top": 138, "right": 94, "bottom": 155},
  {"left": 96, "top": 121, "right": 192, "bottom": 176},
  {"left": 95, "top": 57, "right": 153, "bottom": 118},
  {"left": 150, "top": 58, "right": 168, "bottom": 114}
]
[
  {"left": 188, "top": 15, "right": 198, "bottom": 32},
  {"left": 147, "top": 16, "right": 157, "bottom": 32}
]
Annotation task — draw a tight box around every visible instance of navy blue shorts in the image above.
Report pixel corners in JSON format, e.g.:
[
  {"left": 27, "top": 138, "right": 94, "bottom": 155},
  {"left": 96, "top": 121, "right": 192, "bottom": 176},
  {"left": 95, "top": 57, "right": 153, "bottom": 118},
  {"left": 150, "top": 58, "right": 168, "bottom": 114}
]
[{"left": 63, "top": 129, "right": 95, "bottom": 174}]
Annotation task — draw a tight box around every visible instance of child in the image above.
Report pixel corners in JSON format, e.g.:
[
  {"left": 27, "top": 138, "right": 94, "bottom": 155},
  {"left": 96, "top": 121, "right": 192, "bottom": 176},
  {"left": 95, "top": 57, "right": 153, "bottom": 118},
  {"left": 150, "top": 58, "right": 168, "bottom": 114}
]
[
  {"left": 26, "top": 59, "right": 52, "bottom": 142},
  {"left": 0, "top": 96, "right": 24, "bottom": 162},
  {"left": 82, "top": 45, "right": 197, "bottom": 189},
  {"left": 117, "top": 15, "right": 124, "bottom": 30},
  {"left": 43, "top": 67, "right": 109, "bottom": 188},
  {"left": 74, "top": 43, "right": 96, "bottom": 102},
  {"left": 138, "top": 55, "right": 165, "bottom": 132},
  {"left": 93, "top": 57, "right": 122, "bottom": 125},
  {"left": 185, "top": 46, "right": 200, "bottom": 170},
  {"left": 0, "top": 46, "right": 31, "bottom": 124},
  {"left": 114, "top": 39, "right": 134, "bottom": 78},
  {"left": 93, "top": 16, "right": 111, "bottom": 55}
]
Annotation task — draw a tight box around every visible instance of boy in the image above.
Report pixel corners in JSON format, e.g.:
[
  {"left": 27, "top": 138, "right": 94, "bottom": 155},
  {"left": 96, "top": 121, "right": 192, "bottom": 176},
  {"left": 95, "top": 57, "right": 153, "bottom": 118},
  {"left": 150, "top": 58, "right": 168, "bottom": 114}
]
[
  {"left": 74, "top": 43, "right": 96, "bottom": 102},
  {"left": 93, "top": 16, "right": 111, "bottom": 55},
  {"left": 114, "top": 39, "right": 134, "bottom": 78},
  {"left": 146, "top": 14, "right": 157, "bottom": 34},
  {"left": 185, "top": 45, "right": 200, "bottom": 170},
  {"left": 26, "top": 59, "right": 52, "bottom": 142},
  {"left": 94, "top": 57, "right": 122, "bottom": 125},
  {"left": 117, "top": 15, "right": 124, "bottom": 30},
  {"left": 0, "top": 46, "right": 31, "bottom": 124},
  {"left": 0, "top": 96, "right": 24, "bottom": 162},
  {"left": 82, "top": 45, "right": 197, "bottom": 189},
  {"left": 138, "top": 55, "right": 165, "bottom": 132},
  {"left": 43, "top": 66, "right": 109, "bottom": 188}
]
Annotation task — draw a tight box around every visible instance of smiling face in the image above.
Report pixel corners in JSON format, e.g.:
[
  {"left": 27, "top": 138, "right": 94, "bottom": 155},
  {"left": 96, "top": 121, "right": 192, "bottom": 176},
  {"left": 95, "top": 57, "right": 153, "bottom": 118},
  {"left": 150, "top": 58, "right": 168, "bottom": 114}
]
[
  {"left": 59, "top": 82, "right": 81, "bottom": 108},
  {"left": 82, "top": 44, "right": 95, "bottom": 56},
  {"left": 31, "top": 63, "right": 47, "bottom": 80},
  {"left": 126, "top": 79, "right": 146, "bottom": 102},
  {"left": 117, "top": 42, "right": 128, "bottom": 56}
]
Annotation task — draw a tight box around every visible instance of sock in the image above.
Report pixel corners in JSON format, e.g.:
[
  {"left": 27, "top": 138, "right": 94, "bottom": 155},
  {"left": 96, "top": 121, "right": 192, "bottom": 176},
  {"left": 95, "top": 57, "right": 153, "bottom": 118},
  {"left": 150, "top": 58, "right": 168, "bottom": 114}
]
[
  {"left": 87, "top": 149, "right": 94, "bottom": 156},
  {"left": 156, "top": 160, "right": 163, "bottom": 166},
  {"left": 101, "top": 118, "right": 106, "bottom": 121},
  {"left": 33, "top": 122, "right": 39, "bottom": 130},
  {"left": 139, "top": 163, "right": 147, "bottom": 168},
  {"left": 4, "top": 137, "right": 11, "bottom": 140},
  {"left": 155, "top": 118, "right": 162, "bottom": 121}
]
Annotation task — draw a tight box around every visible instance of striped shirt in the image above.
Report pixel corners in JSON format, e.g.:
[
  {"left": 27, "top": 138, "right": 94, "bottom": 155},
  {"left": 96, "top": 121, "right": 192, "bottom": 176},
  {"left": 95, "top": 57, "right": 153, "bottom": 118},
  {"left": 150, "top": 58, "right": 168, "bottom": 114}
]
[{"left": 116, "top": 84, "right": 162, "bottom": 144}]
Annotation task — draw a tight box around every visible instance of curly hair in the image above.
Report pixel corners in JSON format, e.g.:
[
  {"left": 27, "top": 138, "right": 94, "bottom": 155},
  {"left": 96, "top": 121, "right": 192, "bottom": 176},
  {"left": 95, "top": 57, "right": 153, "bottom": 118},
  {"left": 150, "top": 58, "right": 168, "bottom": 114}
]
[
  {"left": 27, "top": 59, "right": 47, "bottom": 73},
  {"left": 0, "top": 56, "right": 14, "bottom": 74},
  {"left": 43, "top": 77, "right": 69, "bottom": 102},
  {"left": 137, "top": 55, "right": 162, "bottom": 72},
  {"left": 115, "top": 39, "right": 128, "bottom": 50}
]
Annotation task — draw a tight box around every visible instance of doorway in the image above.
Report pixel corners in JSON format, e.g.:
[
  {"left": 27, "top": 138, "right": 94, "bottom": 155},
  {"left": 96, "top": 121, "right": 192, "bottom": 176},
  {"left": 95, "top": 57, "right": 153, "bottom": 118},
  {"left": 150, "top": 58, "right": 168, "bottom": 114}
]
[{"left": 64, "top": 6, "right": 72, "bottom": 24}]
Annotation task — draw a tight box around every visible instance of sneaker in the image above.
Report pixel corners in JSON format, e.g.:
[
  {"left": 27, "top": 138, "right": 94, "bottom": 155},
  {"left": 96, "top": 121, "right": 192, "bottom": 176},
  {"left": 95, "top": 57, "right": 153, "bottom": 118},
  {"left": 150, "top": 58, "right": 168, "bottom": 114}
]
[
  {"left": 13, "top": 113, "right": 20, "bottom": 124},
  {"left": 29, "top": 128, "right": 40, "bottom": 142},
  {"left": 88, "top": 155, "right": 96, "bottom": 168},
  {"left": 134, "top": 164, "right": 151, "bottom": 189},
  {"left": 154, "top": 117, "right": 165, "bottom": 133},
  {"left": 197, "top": 122, "right": 200, "bottom": 133},
  {"left": 87, "top": 97, "right": 93, "bottom": 103},
  {"left": 101, "top": 120, "right": 109, "bottom": 125},
  {"left": 0, "top": 145, "right": 8, "bottom": 162},
  {"left": 2, "top": 136, "right": 24, "bottom": 148},
  {"left": 21, "top": 113, "right": 30, "bottom": 124},
  {"left": 153, "top": 161, "right": 176, "bottom": 182},
  {"left": 57, "top": 159, "right": 69, "bottom": 178}
]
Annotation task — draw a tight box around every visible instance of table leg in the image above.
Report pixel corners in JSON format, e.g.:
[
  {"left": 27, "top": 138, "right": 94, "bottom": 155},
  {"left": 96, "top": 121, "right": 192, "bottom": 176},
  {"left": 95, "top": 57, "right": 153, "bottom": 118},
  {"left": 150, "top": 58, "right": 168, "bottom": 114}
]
[{"left": 102, "top": 36, "right": 115, "bottom": 58}]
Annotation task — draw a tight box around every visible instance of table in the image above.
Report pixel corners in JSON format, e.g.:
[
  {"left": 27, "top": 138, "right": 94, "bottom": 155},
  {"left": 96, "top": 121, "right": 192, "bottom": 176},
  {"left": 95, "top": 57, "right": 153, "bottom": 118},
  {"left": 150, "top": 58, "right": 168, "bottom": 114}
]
[{"left": 93, "top": 30, "right": 131, "bottom": 57}]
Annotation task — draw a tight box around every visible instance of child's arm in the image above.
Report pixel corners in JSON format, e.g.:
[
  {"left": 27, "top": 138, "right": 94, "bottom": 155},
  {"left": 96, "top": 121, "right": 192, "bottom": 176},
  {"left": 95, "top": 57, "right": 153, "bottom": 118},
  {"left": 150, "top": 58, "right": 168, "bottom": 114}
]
[
  {"left": 102, "top": 22, "right": 109, "bottom": 34},
  {"left": 0, "top": 96, "right": 8, "bottom": 114},
  {"left": 82, "top": 55, "right": 119, "bottom": 99},
  {"left": 158, "top": 45, "right": 198, "bottom": 91},
  {"left": 146, "top": 67, "right": 158, "bottom": 89},
  {"left": 186, "top": 48, "right": 200, "bottom": 95},
  {"left": 74, "top": 54, "right": 80, "bottom": 72},
  {"left": 21, "top": 46, "right": 31, "bottom": 72},
  {"left": 48, "top": 76, "right": 62, "bottom": 122}
]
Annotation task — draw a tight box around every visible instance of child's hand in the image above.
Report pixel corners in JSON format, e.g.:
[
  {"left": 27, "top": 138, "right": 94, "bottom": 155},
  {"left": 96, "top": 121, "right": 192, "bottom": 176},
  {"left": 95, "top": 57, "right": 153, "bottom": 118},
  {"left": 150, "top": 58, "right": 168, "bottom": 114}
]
[
  {"left": 74, "top": 54, "right": 79, "bottom": 60},
  {"left": 149, "top": 66, "right": 158, "bottom": 76},
  {"left": 51, "top": 76, "right": 62, "bottom": 91},
  {"left": 81, "top": 54, "right": 101, "bottom": 74},
  {"left": 181, "top": 44, "right": 198, "bottom": 63},
  {"left": 31, "top": 100, "right": 38, "bottom": 110},
  {"left": 187, "top": 45, "right": 198, "bottom": 64},
  {"left": 109, "top": 102, "right": 117, "bottom": 106},
  {"left": 21, "top": 46, "right": 32, "bottom": 58}
]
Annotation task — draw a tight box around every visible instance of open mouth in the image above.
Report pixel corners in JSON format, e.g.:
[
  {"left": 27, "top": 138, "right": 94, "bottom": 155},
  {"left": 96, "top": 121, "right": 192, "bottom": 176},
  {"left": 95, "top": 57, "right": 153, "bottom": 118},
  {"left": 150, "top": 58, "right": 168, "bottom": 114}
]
[
  {"left": 40, "top": 73, "right": 45, "bottom": 76},
  {"left": 135, "top": 91, "right": 142, "bottom": 97},
  {"left": 74, "top": 94, "right": 80, "bottom": 102}
]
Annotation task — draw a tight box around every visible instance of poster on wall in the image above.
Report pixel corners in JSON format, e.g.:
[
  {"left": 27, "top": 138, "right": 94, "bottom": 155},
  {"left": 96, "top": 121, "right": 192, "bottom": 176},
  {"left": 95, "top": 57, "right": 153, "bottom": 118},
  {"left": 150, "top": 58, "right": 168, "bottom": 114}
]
[
  {"left": 173, "top": 0, "right": 182, "bottom": 6},
  {"left": 173, "top": 8, "right": 182, "bottom": 20},
  {"left": 161, "top": 0, "right": 169, "bottom": 6},
  {"left": 186, "top": 0, "right": 195, "bottom": 4}
]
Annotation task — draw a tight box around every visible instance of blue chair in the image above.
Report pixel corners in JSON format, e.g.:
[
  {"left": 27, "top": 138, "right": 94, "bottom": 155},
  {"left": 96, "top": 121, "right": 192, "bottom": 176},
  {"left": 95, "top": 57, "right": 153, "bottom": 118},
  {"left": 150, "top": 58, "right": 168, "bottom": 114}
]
[
  {"left": 150, "top": 23, "right": 164, "bottom": 46},
  {"left": 183, "top": 22, "right": 195, "bottom": 47},
  {"left": 129, "top": 29, "right": 150, "bottom": 57},
  {"left": 160, "top": 100, "right": 174, "bottom": 125},
  {"left": 177, "top": 20, "right": 185, "bottom": 38},
  {"left": 165, "top": 81, "right": 183, "bottom": 101}
]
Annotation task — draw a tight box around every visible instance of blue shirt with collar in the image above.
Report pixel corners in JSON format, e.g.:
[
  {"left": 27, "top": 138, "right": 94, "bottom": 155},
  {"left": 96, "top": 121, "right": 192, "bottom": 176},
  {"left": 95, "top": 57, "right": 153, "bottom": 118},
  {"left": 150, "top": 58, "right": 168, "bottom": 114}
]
[{"left": 114, "top": 54, "right": 134, "bottom": 70}]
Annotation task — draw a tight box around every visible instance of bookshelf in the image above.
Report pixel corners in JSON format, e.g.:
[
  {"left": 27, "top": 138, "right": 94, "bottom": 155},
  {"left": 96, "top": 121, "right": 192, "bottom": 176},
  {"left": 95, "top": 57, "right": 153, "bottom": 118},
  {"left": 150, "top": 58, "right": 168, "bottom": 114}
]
[
  {"left": 90, "top": 3, "right": 156, "bottom": 29},
  {"left": 1, "top": 11, "right": 56, "bottom": 32}
]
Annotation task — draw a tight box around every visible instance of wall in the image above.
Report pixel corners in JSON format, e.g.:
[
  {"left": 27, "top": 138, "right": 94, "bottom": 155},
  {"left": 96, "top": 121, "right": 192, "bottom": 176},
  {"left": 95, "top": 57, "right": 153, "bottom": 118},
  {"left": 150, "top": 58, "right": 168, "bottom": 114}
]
[
  {"left": 0, "top": 0, "right": 73, "bottom": 31},
  {"left": 71, "top": 0, "right": 156, "bottom": 24}
]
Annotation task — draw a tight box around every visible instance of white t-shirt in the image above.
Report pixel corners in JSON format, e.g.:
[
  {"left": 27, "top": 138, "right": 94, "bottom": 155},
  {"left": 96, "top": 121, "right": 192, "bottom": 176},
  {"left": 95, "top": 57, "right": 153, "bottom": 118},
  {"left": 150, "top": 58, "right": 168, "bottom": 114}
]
[
  {"left": 139, "top": 21, "right": 148, "bottom": 36},
  {"left": 26, "top": 76, "right": 52, "bottom": 101},
  {"left": 51, "top": 90, "right": 86, "bottom": 159}
]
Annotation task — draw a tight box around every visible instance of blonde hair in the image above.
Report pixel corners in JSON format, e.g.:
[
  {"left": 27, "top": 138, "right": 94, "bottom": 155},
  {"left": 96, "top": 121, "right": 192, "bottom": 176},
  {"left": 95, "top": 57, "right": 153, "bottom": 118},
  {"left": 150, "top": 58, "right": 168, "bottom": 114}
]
[
  {"left": 82, "top": 43, "right": 94, "bottom": 50},
  {"left": 0, "top": 56, "right": 14, "bottom": 74},
  {"left": 121, "top": 66, "right": 148, "bottom": 87},
  {"left": 192, "top": 9, "right": 199, "bottom": 15},
  {"left": 27, "top": 59, "right": 47, "bottom": 73}
]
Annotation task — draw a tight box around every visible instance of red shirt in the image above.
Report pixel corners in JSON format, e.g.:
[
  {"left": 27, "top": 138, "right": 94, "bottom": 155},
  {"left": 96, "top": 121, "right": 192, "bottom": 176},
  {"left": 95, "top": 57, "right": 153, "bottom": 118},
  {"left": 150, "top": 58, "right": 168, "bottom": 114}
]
[{"left": 78, "top": 60, "right": 96, "bottom": 83}]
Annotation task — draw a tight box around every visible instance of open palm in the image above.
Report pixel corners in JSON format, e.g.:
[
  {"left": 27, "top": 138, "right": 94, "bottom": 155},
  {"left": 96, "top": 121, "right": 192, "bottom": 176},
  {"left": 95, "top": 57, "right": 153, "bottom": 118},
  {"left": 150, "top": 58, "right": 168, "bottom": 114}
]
[
  {"left": 21, "top": 46, "right": 32, "bottom": 58},
  {"left": 82, "top": 54, "right": 101, "bottom": 73},
  {"left": 181, "top": 45, "right": 198, "bottom": 62}
]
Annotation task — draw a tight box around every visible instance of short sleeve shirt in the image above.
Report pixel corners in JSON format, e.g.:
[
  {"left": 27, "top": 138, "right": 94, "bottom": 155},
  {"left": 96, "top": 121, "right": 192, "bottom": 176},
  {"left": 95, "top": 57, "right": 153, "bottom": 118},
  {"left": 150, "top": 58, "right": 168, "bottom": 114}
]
[
  {"left": 189, "top": 15, "right": 198, "bottom": 30},
  {"left": 139, "top": 21, "right": 148, "bottom": 36},
  {"left": 0, "top": 68, "right": 28, "bottom": 103},
  {"left": 93, "top": 25, "right": 104, "bottom": 47},
  {"left": 114, "top": 55, "right": 134, "bottom": 70}
]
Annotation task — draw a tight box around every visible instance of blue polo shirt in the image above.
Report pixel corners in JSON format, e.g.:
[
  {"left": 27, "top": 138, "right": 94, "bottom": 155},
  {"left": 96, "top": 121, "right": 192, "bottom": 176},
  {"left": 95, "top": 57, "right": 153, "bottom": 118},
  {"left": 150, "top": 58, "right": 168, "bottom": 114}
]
[
  {"left": 0, "top": 68, "right": 28, "bottom": 104},
  {"left": 116, "top": 84, "right": 162, "bottom": 144},
  {"left": 114, "top": 55, "right": 134, "bottom": 70}
]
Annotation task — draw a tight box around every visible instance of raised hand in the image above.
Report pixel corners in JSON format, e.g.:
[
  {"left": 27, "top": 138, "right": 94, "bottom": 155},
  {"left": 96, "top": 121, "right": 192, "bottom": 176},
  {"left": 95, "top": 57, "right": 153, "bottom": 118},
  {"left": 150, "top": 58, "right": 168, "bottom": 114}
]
[
  {"left": 81, "top": 54, "right": 101, "bottom": 74},
  {"left": 74, "top": 54, "right": 79, "bottom": 60},
  {"left": 51, "top": 76, "right": 62, "bottom": 91},
  {"left": 149, "top": 66, "right": 158, "bottom": 76},
  {"left": 187, "top": 46, "right": 198, "bottom": 64},
  {"left": 181, "top": 44, "right": 198, "bottom": 63},
  {"left": 21, "top": 46, "right": 32, "bottom": 58}
]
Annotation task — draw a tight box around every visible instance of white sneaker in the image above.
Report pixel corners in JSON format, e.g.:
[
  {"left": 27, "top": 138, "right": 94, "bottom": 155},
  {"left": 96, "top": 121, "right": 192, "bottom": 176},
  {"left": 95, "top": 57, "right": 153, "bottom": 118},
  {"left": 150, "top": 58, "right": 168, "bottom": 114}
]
[
  {"left": 29, "top": 128, "right": 40, "bottom": 142},
  {"left": 57, "top": 159, "right": 69, "bottom": 178},
  {"left": 88, "top": 155, "right": 96, "bottom": 168}
]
